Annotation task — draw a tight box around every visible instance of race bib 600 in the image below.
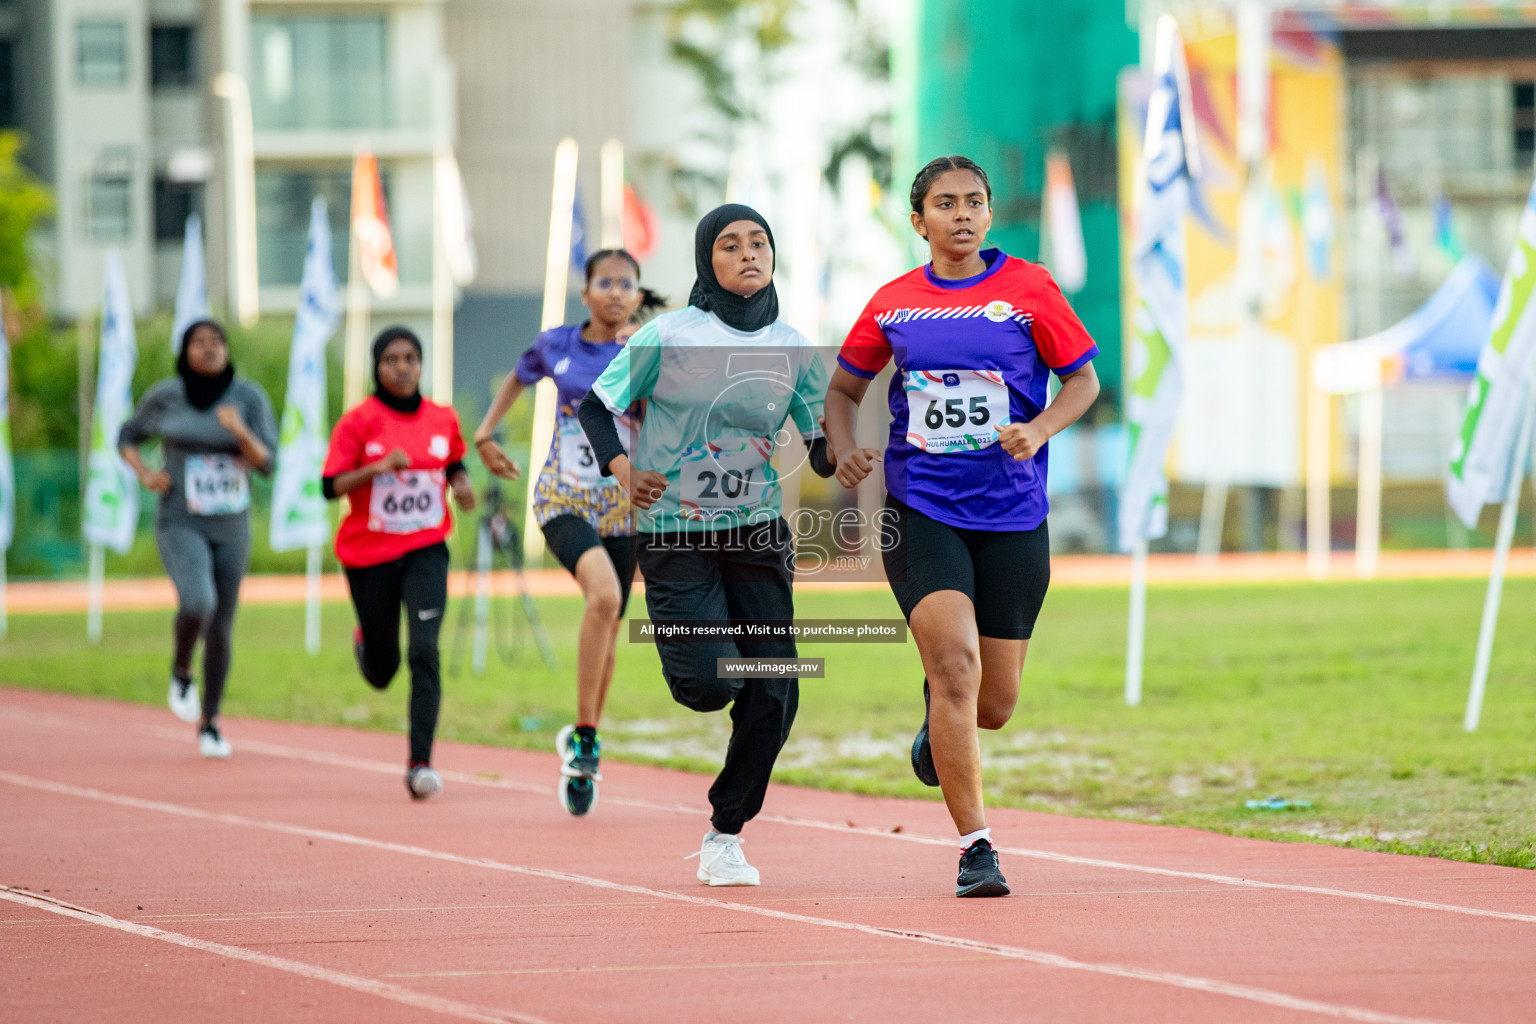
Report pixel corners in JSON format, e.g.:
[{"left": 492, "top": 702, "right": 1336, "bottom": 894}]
[{"left": 368, "top": 471, "right": 445, "bottom": 534}]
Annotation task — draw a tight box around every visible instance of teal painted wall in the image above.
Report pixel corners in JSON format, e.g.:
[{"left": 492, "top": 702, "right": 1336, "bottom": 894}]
[{"left": 901, "top": 0, "right": 1136, "bottom": 404}]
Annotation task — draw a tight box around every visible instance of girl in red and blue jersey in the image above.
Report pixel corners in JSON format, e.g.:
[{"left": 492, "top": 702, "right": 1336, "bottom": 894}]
[
  {"left": 824, "top": 156, "right": 1101, "bottom": 898},
  {"left": 473, "top": 249, "right": 660, "bottom": 816}
]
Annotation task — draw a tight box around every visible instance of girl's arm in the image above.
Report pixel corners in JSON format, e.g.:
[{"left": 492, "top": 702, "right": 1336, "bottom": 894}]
[
  {"left": 824, "top": 367, "right": 884, "bottom": 489},
  {"left": 996, "top": 361, "right": 1100, "bottom": 462},
  {"left": 472, "top": 373, "right": 528, "bottom": 481},
  {"left": 120, "top": 444, "right": 171, "bottom": 494},
  {"left": 215, "top": 404, "right": 273, "bottom": 472},
  {"left": 329, "top": 449, "right": 410, "bottom": 498}
]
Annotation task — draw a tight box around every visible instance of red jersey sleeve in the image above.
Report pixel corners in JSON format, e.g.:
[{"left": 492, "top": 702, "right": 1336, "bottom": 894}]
[
  {"left": 322, "top": 406, "right": 366, "bottom": 478},
  {"left": 837, "top": 295, "right": 893, "bottom": 380},
  {"left": 1030, "top": 271, "right": 1098, "bottom": 373}
]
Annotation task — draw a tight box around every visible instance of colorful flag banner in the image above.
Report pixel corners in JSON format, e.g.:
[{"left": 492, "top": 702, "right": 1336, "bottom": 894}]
[
  {"left": 170, "top": 212, "right": 209, "bottom": 354},
  {"left": 351, "top": 152, "right": 398, "bottom": 297},
  {"left": 434, "top": 151, "right": 477, "bottom": 287},
  {"left": 271, "top": 198, "right": 342, "bottom": 552},
  {"left": 622, "top": 182, "right": 659, "bottom": 262},
  {"left": 1302, "top": 155, "right": 1333, "bottom": 280},
  {"left": 1044, "top": 150, "right": 1088, "bottom": 294},
  {"left": 1447, "top": 175, "right": 1536, "bottom": 529},
  {"left": 82, "top": 252, "right": 139, "bottom": 554},
  {"left": 1119, "top": 19, "right": 1200, "bottom": 552},
  {"left": 1435, "top": 193, "right": 1467, "bottom": 264}
]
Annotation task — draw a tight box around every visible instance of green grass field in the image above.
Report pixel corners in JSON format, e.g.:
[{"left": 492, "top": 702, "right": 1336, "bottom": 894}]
[{"left": 4, "top": 578, "right": 1533, "bottom": 868}]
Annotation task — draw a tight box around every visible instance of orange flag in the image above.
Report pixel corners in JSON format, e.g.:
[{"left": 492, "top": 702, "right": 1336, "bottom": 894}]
[
  {"left": 351, "top": 152, "right": 398, "bottom": 297},
  {"left": 621, "top": 182, "right": 659, "bottom": 262}
]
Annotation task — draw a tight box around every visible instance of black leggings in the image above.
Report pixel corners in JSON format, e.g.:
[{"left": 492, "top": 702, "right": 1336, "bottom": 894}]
[
  {"left": 636, "top": 518, "right": 799, "bottom": 836},
  {"left": 156, "top": 517, "right": 251, "bottom": 723},
  {"left": 345, "top": 542, "right": 450, "bottom": 765}
]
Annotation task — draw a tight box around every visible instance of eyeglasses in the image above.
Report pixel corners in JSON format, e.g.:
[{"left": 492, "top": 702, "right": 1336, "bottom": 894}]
[{"left": 590, "top": 277, "right": 637, "bottom": 293}]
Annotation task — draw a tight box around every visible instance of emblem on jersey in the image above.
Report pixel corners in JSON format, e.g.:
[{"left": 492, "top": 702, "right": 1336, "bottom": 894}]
[
  {"left": 553, "top": 357, "right": 572, "bottom": 375},
  {"left": 429, "top": 435, "right": 449, "bottom": 458},
  {"left": 983, "top": 300, "right": 1014, "bottom": 322},
  {"left": 365, "top": 442, "right": 385, "bottom": 457},
  {"left": 942, "top": 372, "right": 961, "bottom": 388}
]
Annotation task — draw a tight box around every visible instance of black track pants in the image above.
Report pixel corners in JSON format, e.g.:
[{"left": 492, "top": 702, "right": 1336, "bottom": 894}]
[
  {"left": 344, "top": 542, "right": 450, "bottom": 765},
  {"left": 636, "top": 518, "right": 799, "bottom": 836}
]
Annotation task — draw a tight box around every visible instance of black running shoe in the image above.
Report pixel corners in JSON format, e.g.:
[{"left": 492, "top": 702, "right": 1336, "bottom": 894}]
[
  {"left": 956, "top": 838, "right": 1010, "bottom": 898},
  {"left": 910, "top": 679, "right": 940, "bottom": 787}
]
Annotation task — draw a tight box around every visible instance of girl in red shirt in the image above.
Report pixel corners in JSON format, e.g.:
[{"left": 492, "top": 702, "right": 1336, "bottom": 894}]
[{"left": 322, "top": 327, "right": 475, "bottom": 799}]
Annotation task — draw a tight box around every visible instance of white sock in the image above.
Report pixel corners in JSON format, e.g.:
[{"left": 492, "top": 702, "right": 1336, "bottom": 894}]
[{"left": 959, "top": 827, "right": 992, "bottom": 849}]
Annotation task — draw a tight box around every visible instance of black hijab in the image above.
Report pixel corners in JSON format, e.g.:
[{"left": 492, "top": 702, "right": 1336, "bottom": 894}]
[
  {"left": 177, "top": 320, "right": 236, "bottom": 411},
  {"left": 372, "top": 326, "right": 423, "bottom": 414},
  {"left": 688, "top": 204, "right": 779, "bottom": 333}
]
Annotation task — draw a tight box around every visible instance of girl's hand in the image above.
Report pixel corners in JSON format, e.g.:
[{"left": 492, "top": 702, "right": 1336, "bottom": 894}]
[
  {"left": 832, "top": 446, "right": 883, "bottom": 489},
  {"left": 613, "top": 456, "right": 668, "bottom": 510},
  {"left": 996, "top": 422, "right": 1048, "bottom": 461},
  {"left": 380, "top": 448, "right": 411, "bottom": 474},
  {"left": 475, "top": 438, "right": 521, "bottom": 481},
  {"left": 140, "top": 468, "right": 172, "bottom": 494},
  {"left": 449, "top": 474, "right": 477, "bottom": 512},
  {"left": 215, "top": 404, "right": 248, "bottom": 437}
]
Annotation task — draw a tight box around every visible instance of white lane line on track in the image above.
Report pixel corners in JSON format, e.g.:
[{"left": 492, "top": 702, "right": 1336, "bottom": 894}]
[
  {"left": 11, "top": 705, "right": 1535, "bottom": 926},
  {"left": 0, "top": 770, "right": 1463, "bottom": 1024},
  {"left": 0, "top": 885, "right": 555, "bottom": 1024},
  {"left": 217, "top": 731, "right": 1536, "bottom": 928}
]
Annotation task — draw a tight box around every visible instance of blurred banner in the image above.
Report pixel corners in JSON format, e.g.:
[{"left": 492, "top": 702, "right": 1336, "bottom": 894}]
[
  {"left": 1447, "top": 177, "right": 1536, "bottom": 529},
  {"left": 1044, "top": 150, "right": 1088, "bottom": 295},
  {"left": 170, "top": 213, "right": 209, "bottom": 355},
  {"left": 434, "top": 151, "right": 478, "bottom": 288},
  {"left": 351, "top": 152, "right": 398, "bottom": 297},
  {"left": 623, "top": 182, "right": 659, "bottom": 262},
  {"left": 82, "top": 252, "right": 139, "bottom": 555},
  {"left": 271, "top": 198, "right": 341, "bottom": 553},
  {"left": 1119, "top": 17, "right": 1198, "bottom": 553},
  {"left": 1120, "top": 23, "right": 1345, "bottom": 490}
]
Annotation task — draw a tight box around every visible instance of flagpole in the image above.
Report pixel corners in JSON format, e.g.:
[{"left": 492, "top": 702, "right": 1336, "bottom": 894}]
[
  {"left": 1305, "top": 369, "right": 1331, "bottom": 578},
  {"left": 600, "top": 139, "right": 624, "bottom": 249},
  {"left": 1125, "top": 538, "right": 1148, "bottom": 706},
  {"left": 524, "top": 138, "right": 579, "bottom": 567},
  {"left": 431, "top": 149, "right": 454, "bottom": 406},
  {"left": 1464, "top": 385, "right": 1535, "bottom": 732},
  {"left": 472, "top": 519, "right": 492, "bottom": 675},
  {"left": 344, "top": 213, "right": 368, "bottom": 409},
  {"left": 1356, "top": 381, "right": 1383, "bottom": 579}
]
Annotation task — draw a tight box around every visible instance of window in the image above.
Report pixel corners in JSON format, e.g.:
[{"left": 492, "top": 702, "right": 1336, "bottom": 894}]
[
  {"left": 154, "top": 178, "right": 203, "bottom": 242},
  {"left": 77, "top": 20, "right": 127, "bottom": 86},
  {"left": 88, "top": 174, "right": 132, "bottom": 240},
  {"left": 249, "top": 14, "right": 388, "bottom": 131},
  {"left": 0, "top": 40, "right": 16, "bottom": 127},
  {"left": 1516, "top": 82, "right": 1535, "bottom": 169},
  {"left": 255, "top": 167, "right": 352, "bottom": 285},
  {"left": 150, "top": 25, "right": 196, "bottom": 89}
]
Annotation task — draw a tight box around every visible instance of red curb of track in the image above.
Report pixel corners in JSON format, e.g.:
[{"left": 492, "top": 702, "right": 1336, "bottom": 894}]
[
  {"left": 6, "top": 548, "right": 1535, "bottom": 614},
  {"left": 1, "top": 687, "right": 1532, "bottom": 1023}
]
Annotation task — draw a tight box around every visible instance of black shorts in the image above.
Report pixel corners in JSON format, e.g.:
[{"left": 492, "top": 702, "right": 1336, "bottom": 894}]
[
  {"left": 880, "top": 496, "right": 1050, "bottom": 640},
  {"left": 540, "top": 514, "right": 637, "bottom": 616}
]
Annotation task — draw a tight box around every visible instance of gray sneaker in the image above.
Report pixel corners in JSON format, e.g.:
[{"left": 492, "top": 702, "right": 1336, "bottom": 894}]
[{"left": 406, "top": 764, "right": 443, "bottom": 800}]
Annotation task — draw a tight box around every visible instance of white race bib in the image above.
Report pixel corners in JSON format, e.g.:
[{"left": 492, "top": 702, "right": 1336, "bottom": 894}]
[
  {"left": 368, "top": 471, "right": 446, "bottom": 534},
  {"left": 556, "top": 418, "right": 602, "bottom": 486},
  {"left": 184, "top": 454, "right": 250, "bottom": 515},
  {"left": 678, "top": 439, "right": 772, "bottom": 520},
  {"left": 903, "top": 369, "right": 1010, "bottom": 453}
]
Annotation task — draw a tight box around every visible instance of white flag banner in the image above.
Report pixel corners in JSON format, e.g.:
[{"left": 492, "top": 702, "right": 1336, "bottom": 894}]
[
  {"left": 435, "top": 150, "right": 478, "bottom": 287},
  {"left": 1045, "top": 150, "right": 1088, "bottom": 295},
  {"left": 271, "top": 198, "right": 342, "bottom": 552},
  {"left": 170, "top": 212, "right": 209, "bottom": 354},
  {"left": 83, "top": 252, "right": 140, "bottom": 554},
  {"left": 1119, "top": 18, "right": 1200, "bottom": 552},
  {"left": 0, "top": 304, "right": 14, "bottom": 552},
  {"left": 1447, "top": 176, "right": 1536, "bottom": 529}
]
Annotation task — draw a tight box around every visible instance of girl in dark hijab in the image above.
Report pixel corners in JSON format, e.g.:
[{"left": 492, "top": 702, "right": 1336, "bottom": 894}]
[{"left": 578, "top": 204, "right": 835, "bottom": 886}]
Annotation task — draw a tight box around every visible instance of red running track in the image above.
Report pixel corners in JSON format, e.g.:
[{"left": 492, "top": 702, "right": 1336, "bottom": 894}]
[{"left": 1, "top": 688, "right": 1532, "bottom": 1023}]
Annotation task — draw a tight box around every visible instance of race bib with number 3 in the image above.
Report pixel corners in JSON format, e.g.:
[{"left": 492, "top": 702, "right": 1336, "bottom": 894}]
[
  {"left": 368, "top": 471, "right": 446, "bottom": 534},
  {"left": 903, "top": 369, "right": 1010, "bottom": 453},
  {"left": 678, "top": 438, "right": 773, "bottom": 520},
  {"left": 556, "top": 418, "right": 601, "bottom": 486},
  {"left": 184, "top": 454, "right": 250, "bottom": 515}
]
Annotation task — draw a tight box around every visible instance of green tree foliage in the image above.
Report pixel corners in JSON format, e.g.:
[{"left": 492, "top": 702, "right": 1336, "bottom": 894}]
[{"left": 0, "top": 132, "right": 54, "bottom": 308}]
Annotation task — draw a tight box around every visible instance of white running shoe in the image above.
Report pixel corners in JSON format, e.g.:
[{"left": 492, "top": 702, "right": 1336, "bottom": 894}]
[
  {"left": 168, "top": 674, "right": 200, "bottom": 724},
  {"left": 198, "top": 724, "right": 231, "bottom": 759},
  {"left": 406, "top": 765, "right": 443, "bottom": 800},
  {"left": 688, "top": 831, "right": 761, "bottom": 887}
]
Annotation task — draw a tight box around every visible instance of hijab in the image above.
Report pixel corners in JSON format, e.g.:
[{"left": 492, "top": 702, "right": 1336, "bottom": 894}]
[
  {"left": 687, "top": 203, "right": 779, "bottom": 333},
  {"left": 177, "top": 320, "right": 236, "bottom": 411},
  {"left": 372, "top": 326, "right": 424, "bottom": 414}
]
